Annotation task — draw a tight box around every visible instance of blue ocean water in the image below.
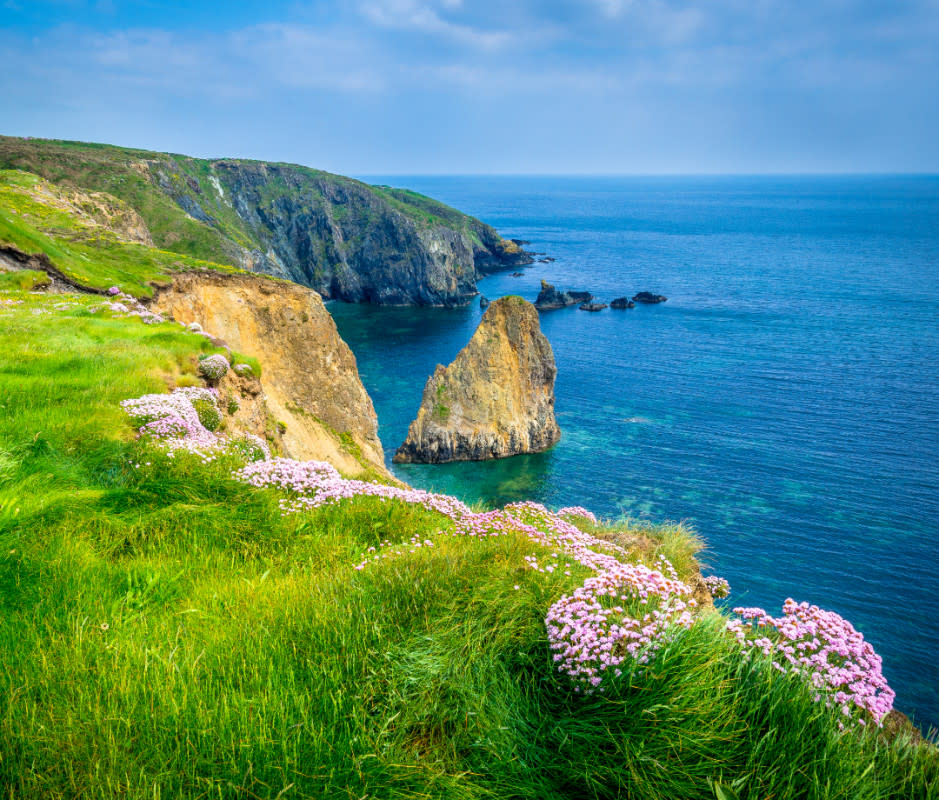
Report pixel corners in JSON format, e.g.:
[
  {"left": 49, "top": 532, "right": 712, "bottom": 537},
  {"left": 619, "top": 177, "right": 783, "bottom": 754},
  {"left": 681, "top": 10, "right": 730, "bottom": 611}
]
[{"left": 331, "top": 176, "right": 939, "bottom": 730}]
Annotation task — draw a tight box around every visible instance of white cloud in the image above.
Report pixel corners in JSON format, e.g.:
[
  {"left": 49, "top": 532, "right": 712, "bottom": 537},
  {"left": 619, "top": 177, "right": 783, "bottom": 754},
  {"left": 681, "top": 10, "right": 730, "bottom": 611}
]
[
  {"left": 232, "top": 24, "right": 386, "bottom": 91},
  {"left": 595, "top": 0, "right": 633, "bottom": 17},
  {"left": 359, "top": 0, "right": 513, "bottom": 49}
]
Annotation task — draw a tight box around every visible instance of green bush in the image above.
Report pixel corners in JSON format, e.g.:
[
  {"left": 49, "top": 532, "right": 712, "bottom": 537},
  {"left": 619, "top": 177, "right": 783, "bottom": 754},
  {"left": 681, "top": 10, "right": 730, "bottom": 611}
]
[{"left": 191, "top": 395, "right": 221, "bottom": 431}]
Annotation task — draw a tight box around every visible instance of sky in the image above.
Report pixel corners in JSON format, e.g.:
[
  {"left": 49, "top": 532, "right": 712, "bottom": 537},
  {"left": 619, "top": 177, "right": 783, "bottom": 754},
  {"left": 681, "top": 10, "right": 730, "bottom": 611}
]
[{"left": 1, "top": 0, "right": 937, "bottom": 174}]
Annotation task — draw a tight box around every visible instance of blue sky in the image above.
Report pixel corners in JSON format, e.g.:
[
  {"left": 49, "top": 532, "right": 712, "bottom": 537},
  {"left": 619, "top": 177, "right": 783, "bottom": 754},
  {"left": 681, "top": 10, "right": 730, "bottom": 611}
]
[{"left": 1, "top": 0, "right": 937, "bottom": 174}]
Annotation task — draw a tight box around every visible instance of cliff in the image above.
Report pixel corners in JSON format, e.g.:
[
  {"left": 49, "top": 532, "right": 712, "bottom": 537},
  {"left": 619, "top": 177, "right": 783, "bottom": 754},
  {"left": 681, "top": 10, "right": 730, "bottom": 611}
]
[
  {"left": 151, "top": 271, "right": 386, "bottom": 478},
  {"left": 0, "top": 136, "right": 532, "bottom": 305},
  {"left": 394, "top": 296, "right": 561, "bottom": 463}
]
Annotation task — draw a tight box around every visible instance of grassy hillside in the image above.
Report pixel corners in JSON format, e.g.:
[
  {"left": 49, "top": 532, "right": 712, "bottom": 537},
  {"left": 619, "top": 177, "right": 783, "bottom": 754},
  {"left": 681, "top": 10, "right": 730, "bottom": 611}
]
[
  {"left": 0, "top": 287, "right": 935, "bottom": 797},
  {"left": 0, "top": 136, "right": 509, "bottom": 277},
  {"left": 0, "top": 169, "right": 241, "bottom": 296},
  {"left": 0, "top": 138, "right": 247, "bottom": 267}
]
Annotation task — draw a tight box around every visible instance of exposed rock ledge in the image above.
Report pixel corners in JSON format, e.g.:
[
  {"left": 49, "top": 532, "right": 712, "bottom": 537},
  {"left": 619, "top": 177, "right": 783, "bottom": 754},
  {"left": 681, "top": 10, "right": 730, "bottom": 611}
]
[
  {"left": 151, "top": 271, "right": 387, "bottom": 478},
  {"left": 394, "top": 296, "right": 560, "bottom": 464},
  {"left": 534, "top": 280, "right": 592, "bottom": 311}
]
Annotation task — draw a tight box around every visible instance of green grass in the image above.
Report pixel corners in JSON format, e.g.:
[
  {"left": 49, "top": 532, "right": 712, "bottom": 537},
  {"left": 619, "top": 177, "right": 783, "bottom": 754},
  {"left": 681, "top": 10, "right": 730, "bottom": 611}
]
[
  {"left": 0, "top": 268, "right": 49, "bottom": 290},
  {"left": 0, "top": 139, "right": 247, "bottom": 267},
  {"left": 228, "top": 350, "right": 262, "bottom": 378},
  {"left": 0, "top": 290, "right": 935, "bottom": 798},
  {"left": 0, "top": 169, "right": 242, "bottom": 296}
]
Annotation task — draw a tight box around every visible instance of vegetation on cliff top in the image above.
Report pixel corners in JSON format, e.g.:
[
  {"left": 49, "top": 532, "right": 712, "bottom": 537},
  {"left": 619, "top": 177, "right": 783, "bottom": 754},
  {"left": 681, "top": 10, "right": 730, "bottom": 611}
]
[
  {"left": 0, "top": 286, "right": 935, "bottom": 798},
  {"left": 0, "top": 168, "right": 242, "bottom": 296},
  {"left": 0, "top": 136, "right": 525, "bottom": 304}
]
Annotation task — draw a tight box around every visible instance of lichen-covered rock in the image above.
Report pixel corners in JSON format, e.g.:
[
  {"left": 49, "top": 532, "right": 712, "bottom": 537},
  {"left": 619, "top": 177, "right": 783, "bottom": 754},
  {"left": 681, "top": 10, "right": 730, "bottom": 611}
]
[
  {"left": 394, "top": 296, "right": 560, "bottom": 463},
  {"left": 151, "top": 271, "right": 387, "bottom": 478}
]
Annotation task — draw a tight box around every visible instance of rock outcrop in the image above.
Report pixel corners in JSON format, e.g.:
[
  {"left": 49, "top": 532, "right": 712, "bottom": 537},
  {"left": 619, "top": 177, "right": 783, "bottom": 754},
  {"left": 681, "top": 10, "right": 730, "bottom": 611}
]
[
  {"left": 394, "top": 296, "right": 560, "bottom": 463},
  {"left": 534, "top": 280, "right": 593, "bottom": 311},
  {"left": 633, "top": 291, "right": 668, "bottom": 304},
  {"left": 610, "top": 296, "right": 636, "bottom": 309},
  {"left": 579, "top": 302, "right": 608, "bottom": 312},
  {"left": 151, "top": 271, "right": 387, "bottom": 478}
]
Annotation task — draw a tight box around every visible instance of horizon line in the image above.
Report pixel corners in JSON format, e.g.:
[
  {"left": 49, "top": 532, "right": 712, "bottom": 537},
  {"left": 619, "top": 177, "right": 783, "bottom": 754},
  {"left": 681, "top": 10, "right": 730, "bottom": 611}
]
[
  {"left": 355, "top": 171, "right": 939, "bottom": 179},
  {"left": 4, "top": 133, "right": 937, "bottom": 179}
]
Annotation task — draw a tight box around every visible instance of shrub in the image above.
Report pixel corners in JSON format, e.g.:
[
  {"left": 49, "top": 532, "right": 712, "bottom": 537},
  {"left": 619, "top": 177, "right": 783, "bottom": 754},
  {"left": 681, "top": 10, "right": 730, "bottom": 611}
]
[{"left": 191, "top": 395, "right": 222, "bottom": 432}]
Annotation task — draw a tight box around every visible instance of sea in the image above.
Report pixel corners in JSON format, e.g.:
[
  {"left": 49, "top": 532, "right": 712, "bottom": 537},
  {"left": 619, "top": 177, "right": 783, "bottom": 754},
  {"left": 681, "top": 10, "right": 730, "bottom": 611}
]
[{"left": 331, "top": 175, "right": 939, "bottom": 731}]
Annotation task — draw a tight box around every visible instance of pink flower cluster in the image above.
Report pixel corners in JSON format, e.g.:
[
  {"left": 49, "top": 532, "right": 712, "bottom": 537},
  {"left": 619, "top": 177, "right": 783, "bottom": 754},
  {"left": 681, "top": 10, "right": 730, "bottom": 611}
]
[
  {"left": 497, "top": 501, "right": 628, "bottom": 574},
  {"left": 97, "top": 291, "right": 164, "bottom": 325},
  {"left": 122, "top": 387, "right": 270, "bottom": 461},
  {"left": 704, "top": 575, "right": 731, "bottom": 598},
  {"left": 727, "top": 599, "right": 895, "bottom": 726},
  {"left": 546, "top": 561, "right": 696, "bottom": 693},
  {"left": 557, "top": 506, "right": 598, "bottom": 524},
  {"left": 349, "top": 499, "right": 625, "bottom": 579},
  {"left": 198, "top": 354, "right": 230, "bottom": 381},
  {"left": 233, "top": 457, "right": 472, "bottom": 525}
]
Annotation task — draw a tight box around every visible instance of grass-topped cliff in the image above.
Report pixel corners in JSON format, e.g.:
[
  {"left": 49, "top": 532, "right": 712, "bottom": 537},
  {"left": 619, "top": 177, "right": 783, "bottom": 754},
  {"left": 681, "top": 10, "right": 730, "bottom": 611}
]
[
  {"left": 0, "top": 157, "right": 936, "bottom": 797},
  {"left": 0, "top": 168, "right": 243, "bottom": 296},
  {"left": 0, "top": 288, "right": 935, "bottom": 798},
  {"left": 0, "top": 136, "right": 530, "bottom": 305}
]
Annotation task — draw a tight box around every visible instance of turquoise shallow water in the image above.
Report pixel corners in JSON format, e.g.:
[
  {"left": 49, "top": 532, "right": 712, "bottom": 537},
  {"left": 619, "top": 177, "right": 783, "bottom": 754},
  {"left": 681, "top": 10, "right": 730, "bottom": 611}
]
[{"left": 332, "top": 176, "right": 939, "bottom": 730}]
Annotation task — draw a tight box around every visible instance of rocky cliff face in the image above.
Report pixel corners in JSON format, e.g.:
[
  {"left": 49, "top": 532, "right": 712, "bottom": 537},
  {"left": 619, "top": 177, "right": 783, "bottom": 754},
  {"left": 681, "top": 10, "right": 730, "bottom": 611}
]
[
  {"left": 0, "top": 137, "right": 533, "bottom": 307},
  {"left": 394, "top": 296, "right": 561, "bottom": 463},
  {"left": 151, "top": 271, "right": 387, "bottom": 478},
  {"left": 200, "top": 161, "right": 531, "bottom": 305}
]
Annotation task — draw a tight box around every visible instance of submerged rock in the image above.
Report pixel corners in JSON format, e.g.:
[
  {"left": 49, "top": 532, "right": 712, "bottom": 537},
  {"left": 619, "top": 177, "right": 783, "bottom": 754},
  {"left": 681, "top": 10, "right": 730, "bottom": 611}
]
[
  {"left": 610, "top": 297, "right": 636, "bottom": 309},
  {"left": 534, "top": 279, "right": 593, "bottom": 310},
  {"left": 579, "top": 302, "right": 608, "bottom": 312},
  {"left": 632, "top": 291, "right": 668, "bottom": 304},
  {"left": 394, "top": 296, "right": 561, "bottom": 463}
]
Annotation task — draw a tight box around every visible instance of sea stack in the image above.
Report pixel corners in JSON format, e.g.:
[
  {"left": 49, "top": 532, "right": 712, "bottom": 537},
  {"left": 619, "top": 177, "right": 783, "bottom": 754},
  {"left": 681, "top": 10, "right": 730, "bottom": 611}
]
[
  {"left": 393, "top": 296, "right": 561, "bottom": 463},
  {"left": 534, "top": 279, "right": 593, "bottom": 311}
]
